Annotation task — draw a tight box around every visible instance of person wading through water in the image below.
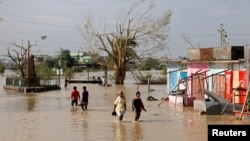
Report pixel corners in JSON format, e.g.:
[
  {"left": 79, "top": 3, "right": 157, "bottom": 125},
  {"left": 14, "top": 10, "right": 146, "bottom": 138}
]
[
  {"left": 81, "top": 86, "right": 89, "bottom": 111},
  {"left": 113, "top": 90, "right": 126, "bottom": 122},
  {"left": 71, "top": 86, "right": 80, "bottom": 110},
  {"left": 132, "top": 91, "right": 147, "bottom": 121}
]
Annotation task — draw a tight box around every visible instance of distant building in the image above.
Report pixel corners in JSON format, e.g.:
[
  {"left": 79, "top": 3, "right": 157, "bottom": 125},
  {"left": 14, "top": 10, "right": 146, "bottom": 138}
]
[
  {"left": 34, "top": 55, "right": 52, "bottom": 65},
  {"left": 70, "top": 52, "right": 94, "bottom": 65},
  {"left": 0, "top": 58, "right": 16, "bottom": 69}
]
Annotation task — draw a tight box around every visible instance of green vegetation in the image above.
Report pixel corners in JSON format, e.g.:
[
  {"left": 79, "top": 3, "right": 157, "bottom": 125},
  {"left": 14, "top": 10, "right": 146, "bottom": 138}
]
[
  {"left": 137, "top": 57, "right": 163, "bottom": 71},
  {"left": 35, "top": 63, "right": 55, "bottom": 79}
]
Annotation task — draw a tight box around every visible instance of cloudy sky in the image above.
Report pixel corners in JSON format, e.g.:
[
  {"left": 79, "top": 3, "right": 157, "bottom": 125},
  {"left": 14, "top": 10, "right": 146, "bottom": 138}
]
[{"left": 0, "top": 0, "right": 250, "bottom": 59}]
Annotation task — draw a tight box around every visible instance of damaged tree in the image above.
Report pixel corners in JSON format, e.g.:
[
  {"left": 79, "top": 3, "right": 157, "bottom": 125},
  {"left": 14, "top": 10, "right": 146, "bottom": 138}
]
[
  {"left": 3, "top": 40, "right": 36, "bottom": 79},
  {"left": 78, "top": 0, "right": 171, "bottom": 84}
]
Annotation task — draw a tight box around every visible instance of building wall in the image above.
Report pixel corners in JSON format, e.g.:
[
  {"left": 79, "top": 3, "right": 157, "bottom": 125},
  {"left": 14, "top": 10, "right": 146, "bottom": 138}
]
[
  {"left": 187, "top": 46, "right": 244, "bottom": 61},
  {"left": 187, "top": 63, "right": 209, "bottom": 100},
  {"left": 208, "top": 63, "right": 228, "bottom": 91},
  {"left": 187, "top": 62, "right": 246, "bottom": 101},
  {"left": 167, "top": 46, "right": 248, "bottom": 106},
  {"left": 167, "top": 62, "right": 181, "bottom": 94}
]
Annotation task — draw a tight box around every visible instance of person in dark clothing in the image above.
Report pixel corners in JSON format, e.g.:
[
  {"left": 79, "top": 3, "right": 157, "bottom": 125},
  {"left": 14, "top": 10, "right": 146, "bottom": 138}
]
[
  {"left": 97, "top": 76, "right": 102, "bottom": 85},
  {"left": 132, "top": 91, "right": 146, "bottom": 121},
  {"left": 81, "top": 86, "right": 89, "bottom": 111},
  {"left": 64, "top": 77, "right": 68, "bottom": 89}
]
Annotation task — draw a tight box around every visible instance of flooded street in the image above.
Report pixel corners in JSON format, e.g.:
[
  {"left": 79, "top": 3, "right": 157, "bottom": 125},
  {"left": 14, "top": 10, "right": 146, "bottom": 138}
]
[{"left": 0, "top": 75, "right": 249, "bottom": 141}]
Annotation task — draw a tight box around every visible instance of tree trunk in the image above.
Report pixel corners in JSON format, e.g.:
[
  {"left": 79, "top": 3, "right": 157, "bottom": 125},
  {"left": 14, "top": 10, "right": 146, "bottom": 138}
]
[
  {"left": 20, "top": 69, "right": 25, "bottom": 79},
  {"left": 115, "top": 67, "right": 126, "bottom": 84},
  {"left": 18, "top": 65, "right": 26, "bottom": 79}
]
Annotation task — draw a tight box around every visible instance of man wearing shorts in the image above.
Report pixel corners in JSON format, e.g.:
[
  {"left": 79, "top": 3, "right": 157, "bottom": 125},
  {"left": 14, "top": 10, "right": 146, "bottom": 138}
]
[{"left": 71, "top": 86, "right": 80, "bottom": 109}]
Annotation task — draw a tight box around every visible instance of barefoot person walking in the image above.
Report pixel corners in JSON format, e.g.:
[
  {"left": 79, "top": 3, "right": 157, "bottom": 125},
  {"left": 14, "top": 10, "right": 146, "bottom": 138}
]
[
  {"left": 132, "top": 91, "right": 146, "bottom": 121},
  {"left": 113, "top": 90, "right": 126, "bottom": 122}
]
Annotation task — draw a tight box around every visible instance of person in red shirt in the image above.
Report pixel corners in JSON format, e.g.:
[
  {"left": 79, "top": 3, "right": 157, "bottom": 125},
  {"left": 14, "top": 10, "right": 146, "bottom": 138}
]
[{"left": 71, "top": 86, "right": 80, "bottom": 110}]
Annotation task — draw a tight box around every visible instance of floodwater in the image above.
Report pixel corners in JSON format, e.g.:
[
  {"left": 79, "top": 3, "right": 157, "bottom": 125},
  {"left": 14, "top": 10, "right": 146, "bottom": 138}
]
[{"left": 0, "top": 74, "right": 249, "bottom": 141}]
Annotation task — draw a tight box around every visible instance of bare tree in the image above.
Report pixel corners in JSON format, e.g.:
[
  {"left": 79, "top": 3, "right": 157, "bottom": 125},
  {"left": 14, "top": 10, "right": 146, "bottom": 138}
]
[
  {"left": 78, "top": 0, "right": 171, "bottom": 84},
  {"left": 180, "top": 33, "right": 194, "bottom": 49},
  {"left": 2, "top": 40, "right": 37, "bottom": 79},
  {"left": 180, "top": 33, "right": 201, "bottom": 50}
]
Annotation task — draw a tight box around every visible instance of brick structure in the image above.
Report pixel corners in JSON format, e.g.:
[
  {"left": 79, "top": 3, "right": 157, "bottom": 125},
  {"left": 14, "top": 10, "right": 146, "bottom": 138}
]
[{"left": 27, "top": 54, "right": 40, "bottom": 86}]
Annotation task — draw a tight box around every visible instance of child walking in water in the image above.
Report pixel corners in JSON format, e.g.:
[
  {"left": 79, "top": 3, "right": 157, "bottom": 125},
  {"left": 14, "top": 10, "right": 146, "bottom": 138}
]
[{"left": 132, "top": 91, "right": 146, "bottom": 121}]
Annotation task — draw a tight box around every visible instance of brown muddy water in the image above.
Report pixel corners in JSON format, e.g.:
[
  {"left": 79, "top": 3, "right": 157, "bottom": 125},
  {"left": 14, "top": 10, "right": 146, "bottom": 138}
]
[{"left": 0, "top": 75, "right": 249, "bottom": 141}]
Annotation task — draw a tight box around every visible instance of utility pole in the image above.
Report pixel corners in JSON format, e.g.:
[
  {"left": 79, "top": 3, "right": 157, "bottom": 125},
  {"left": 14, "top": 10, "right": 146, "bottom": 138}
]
[
  {"left": 58, "top": 47, "right": 62, "bottom": 86},
  {"left": 217, "top": 23, "right": 228, "bottom": 47},
  {"left": 27, "top": 40, "right": 31, "bottom": 87}
]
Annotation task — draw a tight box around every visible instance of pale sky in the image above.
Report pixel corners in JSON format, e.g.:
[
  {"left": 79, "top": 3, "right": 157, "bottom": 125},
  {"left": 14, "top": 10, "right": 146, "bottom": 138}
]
[{"left": 0, "top": 0, "right": 250, "bottom": 59}]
